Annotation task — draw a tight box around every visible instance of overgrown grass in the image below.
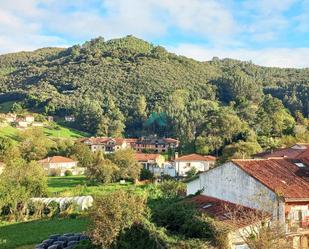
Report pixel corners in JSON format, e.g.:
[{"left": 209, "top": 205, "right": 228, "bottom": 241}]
[
  {"left": 48, "top": 176, "right": 153, "bottom": 197},
  {"left": 0, "top": 217, "right": 89, "bottom": 249}
]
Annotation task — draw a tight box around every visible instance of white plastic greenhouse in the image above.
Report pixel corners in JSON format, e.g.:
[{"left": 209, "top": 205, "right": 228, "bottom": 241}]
[{"left": 30, "top": 196, "right": 94, "bottom": 210}]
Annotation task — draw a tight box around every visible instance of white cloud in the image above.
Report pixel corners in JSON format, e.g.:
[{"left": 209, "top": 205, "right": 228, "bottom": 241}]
[
  {"left": 0, "top": 0, "right": 308, "bottom": 69},
  {"left": 168, "top": 44, "right": 309, "bottom": 68}
]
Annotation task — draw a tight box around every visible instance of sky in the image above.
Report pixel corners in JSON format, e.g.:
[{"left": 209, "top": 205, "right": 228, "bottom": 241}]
[{"left": 0, "top": 0, "right": 308, "bottom": 68}]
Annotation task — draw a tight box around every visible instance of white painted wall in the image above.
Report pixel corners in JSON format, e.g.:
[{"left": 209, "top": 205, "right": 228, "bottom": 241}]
[
  {"left": 187, "top": 162, "right": 281, "bottom": 216},
  {"left": 175, "top": 160, "right": 211, "bottom": 176}
]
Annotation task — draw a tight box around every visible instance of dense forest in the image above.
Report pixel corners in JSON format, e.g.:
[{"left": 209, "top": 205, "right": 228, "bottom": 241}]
[{"left": 0, "top": 35, "right": 308, "bottom": 158}]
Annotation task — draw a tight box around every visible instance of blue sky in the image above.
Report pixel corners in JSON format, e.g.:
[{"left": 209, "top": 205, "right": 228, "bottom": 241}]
[{"left": 0, "top": 0, "right": 308, "bottom": 67}]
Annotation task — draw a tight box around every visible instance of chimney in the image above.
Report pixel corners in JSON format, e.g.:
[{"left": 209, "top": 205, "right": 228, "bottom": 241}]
[{"left": 175, "top": 152, "right": 179, "bottom": 159}]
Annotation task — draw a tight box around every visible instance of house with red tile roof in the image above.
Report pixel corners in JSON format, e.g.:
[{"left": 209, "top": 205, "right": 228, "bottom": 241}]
[
  {"left": 81, "top": 137, "right": 134, "bottom": 153},
  {"left": 174, "top": 153, "right": 216, "bottom": 176},
  {"left": 134, "top": 153, "right": 166, "bottom": 177},
  {"left": 186, "top": 158, "right": 309, "bottom": 248},
  {"left": 254, "top": 143, "right": 309, "bottom": 160},
  {"left": 135, "top": 136, "right": 179, "bottom": 153},
  {"left": 188, "top": 195, "right": 271, "bottom": 249},
  {"left": 38, "top": 156, "right": 83, "bottom": 176}
]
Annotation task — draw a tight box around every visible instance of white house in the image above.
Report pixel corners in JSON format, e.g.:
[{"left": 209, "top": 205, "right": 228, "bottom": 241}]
[
  {"left": 186, "top": 158, "right": 309, "bottom": 248},
  {"left": 81, "top": 137, "right": 131, "bottom": 153},
  {"left": 174, "top": 153, "right": 216, "bottom": 176},
  {"left": 25, "top": 115, "right": 35, "bottom": 123},
  {"left": 135, "top": 153, "right": 165, "bottom": 177},
  {"left": 38, "top": 156, "right": 82, "bottom": 176},
  {"left": 65, "top": 115, "right": 75, "bottom": 122}
]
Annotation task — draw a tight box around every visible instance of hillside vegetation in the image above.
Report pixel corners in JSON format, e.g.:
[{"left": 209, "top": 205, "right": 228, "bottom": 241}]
[{"left": 0, "top": 35, "right": 308, "bottom": 157}]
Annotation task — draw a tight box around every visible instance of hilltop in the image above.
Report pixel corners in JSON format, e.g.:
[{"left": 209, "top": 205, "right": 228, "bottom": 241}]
[{"left": 0, "top": 35, "right": 308, "bottom": 155}]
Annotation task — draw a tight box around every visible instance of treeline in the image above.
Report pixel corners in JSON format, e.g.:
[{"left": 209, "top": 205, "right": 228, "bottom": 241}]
[{"left": 0, "top": 35, "right": 308, "bottom": 159}]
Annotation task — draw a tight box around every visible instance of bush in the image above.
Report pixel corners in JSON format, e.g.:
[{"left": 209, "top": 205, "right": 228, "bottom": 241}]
[
  {"left": 89, "top": 190, "right": 146, "bottom": 248},
  {"left": 140, "top": 168, "right": 154, "bottom": 181},
  {"left": 49, "top": 168, "right": 61, "bottom": 177},
  {"left": 64, "top": 170, "right": 73, "bottom": 176},
  {"left": 43, "top": 201, "right": 60, "bottom": 218},
  {"left": 159, "top": 180, "right": 186, "bottom": 198}
]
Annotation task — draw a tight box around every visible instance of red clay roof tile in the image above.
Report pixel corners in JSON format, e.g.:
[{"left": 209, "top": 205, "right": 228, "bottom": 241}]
[
  {"left": 188, "top": 195, "right": 268, "bottom": 228},
  {"left": 175, "top": 153, "right": 216, "bottom": 161},
  {"left": 232, "top": 159, "right": 309, "bottom": 199}
]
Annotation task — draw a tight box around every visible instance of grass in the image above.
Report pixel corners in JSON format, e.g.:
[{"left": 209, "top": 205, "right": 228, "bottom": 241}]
[
  {"left": 47, "top": 176, "right": 151, "bottom": 197},
  {"left": 43, "top": 126, "right": 89, "bottom": 138},
  {"left": 0, "top": 125, "right": 19, "bottom": 141},
  {"left": 0, "top": 217, "right": 89, "bottom": 249},
  {"left": 0, "top": 124, "right": 89, "bottom": 141}
]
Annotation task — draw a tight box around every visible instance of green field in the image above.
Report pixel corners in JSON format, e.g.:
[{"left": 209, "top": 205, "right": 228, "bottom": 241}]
[
  {"left": 48, "top": 176, "right": 149, "bottom": 197},
  {"left": 0, "top": 124, "right": 89, "bottom": 141},
  {"left": 0, "top": 217, "right": 89, "bottom": 249},
  {"left": 43, "top": 126, "right": 89, "bottom": 138}
]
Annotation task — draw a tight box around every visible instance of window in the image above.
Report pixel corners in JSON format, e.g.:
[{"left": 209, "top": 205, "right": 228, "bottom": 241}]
[
  {"left": 295, "top": 163, "right": 305, "bottom": 168},
  {"left": 185, "top": 162, "right": 191, "bottom": 168}
]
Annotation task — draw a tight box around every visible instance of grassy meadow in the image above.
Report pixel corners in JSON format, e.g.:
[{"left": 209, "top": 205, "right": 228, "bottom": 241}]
[
  {"left": 48, "top": 176, "right": 150, "bottom": 197},
  {"left": 0, "top": 217, "right": 89, "bottom": 249}
]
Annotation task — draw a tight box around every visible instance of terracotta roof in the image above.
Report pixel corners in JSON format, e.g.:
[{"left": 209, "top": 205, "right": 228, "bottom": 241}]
[
  {"left": 175, "top": 153, "right": 216, "bottom": 162},
  {"left": 163, "top": 138, "right": 179, "bottom": 143},
  {"left": 39, "top": 156, "right": 76, "bottom": 164},
  {"left": 124, "top": 138, "right": 138, "bottom": 143},
  {"left": 232, "top": 159, "right": 309, "bottom": 199},
  {"left": 135, "top": 153, "right": 162, "bottom": 161},
  {"left": 255, "top": 143, "right": 309, "bottom": 160},
  {"left": 188, "top": 195, "right": 268, "bottom": 229},
  {"left": 81, "top": 137, "right": 127, "bottom": 145}
]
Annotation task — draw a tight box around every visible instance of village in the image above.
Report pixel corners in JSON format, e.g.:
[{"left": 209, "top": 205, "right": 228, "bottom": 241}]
[
  {"left": 1, "top": 110, "right": 308, "bottom": 248},
  {"left": 0, "top": 2, "right": 309, "bottom": 248}
]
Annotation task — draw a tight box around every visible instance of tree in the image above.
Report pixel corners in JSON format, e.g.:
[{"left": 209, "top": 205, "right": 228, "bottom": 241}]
[
  {"left": 216, "top": 68, "right": 262, "bottom": 104},
  {"left": 17, "top": 128, "right": 54, "bottom": 161},
  {"left": 254, "top": 95, "right": 295, "bottom": 137},
  {"left": 89, "top": 190, "right": 146, "bottom": 248},
  {"left": 221, "top": 141, "right": 262, "bottom": 161},
  {"left": 10, "top": 102, "right": 24, "bottom": 114},
  {"left": 70, "top": 142, "right": 93, "bottom": 168},
  {"left": 0, "top": 157, "right": 47, "bottom": 221},
  {"left": 109, "top": 149, "right": 141, "bottom": 181},
  {"left": 74, "top": 99, "right": 103, "bottom": 134},
  {"left": 86, "top": 152, "right": 119, "bottom": 184}
]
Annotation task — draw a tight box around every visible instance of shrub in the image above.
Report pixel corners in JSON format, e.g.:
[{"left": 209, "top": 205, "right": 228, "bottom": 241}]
[
  {"left": 140, "top": 168, "right": 154, "bottom": 181},
  {"left": 89, "top": 190, "right": 146, "bottom": 248},
  {"left": 64, "top": 170, "right": 73, "bottom": 176},
  {"left": 43, "top": 201, "right": 60, "bottom": 217},
  {"left": 49, "top": 168, "right": 61, "bottom": 177},
  {"left": 159, "top": 180, "right": 186, "bottom": 198},
  {"left": 186, "top": 167, "right": 197, "bottom": 178}
]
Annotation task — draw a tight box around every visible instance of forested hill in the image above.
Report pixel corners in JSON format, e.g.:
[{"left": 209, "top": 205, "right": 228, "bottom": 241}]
[{"left": 0, "top": 35, "right": 308, "bottom": 157}]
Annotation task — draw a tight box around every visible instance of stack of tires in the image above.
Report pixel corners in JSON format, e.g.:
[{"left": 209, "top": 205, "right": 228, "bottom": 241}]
[{"left": 35, "top": 233, "right": 90, "bottom": 249}]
